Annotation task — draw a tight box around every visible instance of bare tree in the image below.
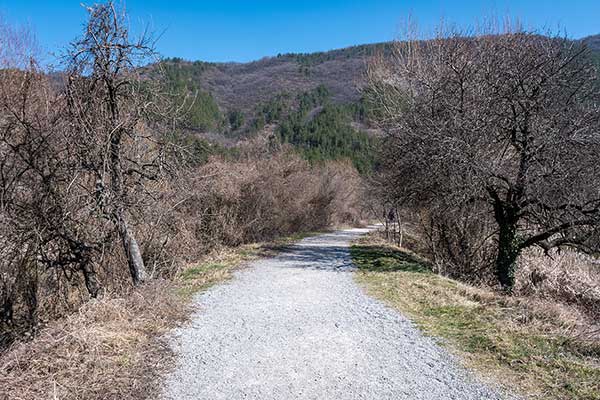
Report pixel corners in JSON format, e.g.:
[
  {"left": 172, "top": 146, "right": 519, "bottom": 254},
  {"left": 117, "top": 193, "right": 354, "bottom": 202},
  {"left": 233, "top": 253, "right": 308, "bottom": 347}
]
[
  {"left": 367, "top": 25, "right": 600, "bottom": 291},
  {"left": 64, "top": 2, "right": 164, "bottom": 285}
]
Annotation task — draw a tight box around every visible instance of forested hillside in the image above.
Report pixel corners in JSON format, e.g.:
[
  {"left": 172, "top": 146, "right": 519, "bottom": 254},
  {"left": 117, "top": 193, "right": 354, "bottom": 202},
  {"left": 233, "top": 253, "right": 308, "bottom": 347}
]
[
  {"left": 156, "top": 36, "right": 600, "bottom": 127},
  {"left": 159, "top": 42, "right": 391, "bottom": 113},
  {"left": 154, "top": 50, "right": 382, "bottom": 171}
]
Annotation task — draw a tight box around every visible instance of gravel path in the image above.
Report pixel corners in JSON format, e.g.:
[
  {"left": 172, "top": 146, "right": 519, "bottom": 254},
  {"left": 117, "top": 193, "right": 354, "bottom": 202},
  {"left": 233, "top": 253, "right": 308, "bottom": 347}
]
[{"left": 162, "top": 228, "right": 514, "bottom": 400}]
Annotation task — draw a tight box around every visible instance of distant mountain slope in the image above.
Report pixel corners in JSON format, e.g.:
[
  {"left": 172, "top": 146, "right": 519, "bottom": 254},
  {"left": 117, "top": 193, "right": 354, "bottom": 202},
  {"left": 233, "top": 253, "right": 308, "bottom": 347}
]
[
  {"left": 162, "top": 35, "right": 600, "bottom": 118},
  {"left": 161, "top": 42, "right": 392, "bottom": 114},
  {"left": 582, "top": 34, "right": 600, "bottom": 52},
  {"left": 151, "top": 35, "right": 599, "bottom": 171},
  {"left": 154, "top": 35, "right": 600, "bottom": 141}
]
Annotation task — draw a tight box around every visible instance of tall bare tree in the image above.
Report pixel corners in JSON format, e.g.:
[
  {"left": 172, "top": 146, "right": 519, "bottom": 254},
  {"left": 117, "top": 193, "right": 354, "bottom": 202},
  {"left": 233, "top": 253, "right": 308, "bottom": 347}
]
[
  {"left": 0, "top": 3, "right": 176, "bottom": 340},
  {"left": 367, "top": 26, "right": 600, "bottom": 291},
  {"left": 64, "top": 2, "right": 163, "bottom": 285}
]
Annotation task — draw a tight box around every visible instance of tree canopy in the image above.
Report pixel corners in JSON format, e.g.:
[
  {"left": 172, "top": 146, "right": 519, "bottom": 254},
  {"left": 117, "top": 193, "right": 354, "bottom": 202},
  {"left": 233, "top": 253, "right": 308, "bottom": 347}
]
[{"left": 367, "top": 30, "right": 600, "bottom": 290}]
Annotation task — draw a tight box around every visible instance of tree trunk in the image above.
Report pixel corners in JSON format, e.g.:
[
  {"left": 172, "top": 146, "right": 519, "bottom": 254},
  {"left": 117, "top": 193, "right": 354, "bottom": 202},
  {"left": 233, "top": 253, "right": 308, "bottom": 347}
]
[
  {"left": 491, "top": 195, "right": 523, "bottom": 292},
  {"left": 399, "top": 222, "right": 404, "bottom": 248},
  {"left": 495, "top": 221, "right": 520, "bottom": 292},
  {"left": 108, "top": 126, "right": 147, "bottom": 286},
  {"left": 395, "top": 208, "right": 403, "bottom": 247},
  {"left": 24, "top": 270, "right": 38, "bottom": 332},
  {"left": 81, "top": 262, "right": 102, "bottom": 298},
  {"left": 116, "top": 211, "right": 147, "bottom": 285},
  {"left": 384, "top": 209, "right": 389, "bottom": 240}
]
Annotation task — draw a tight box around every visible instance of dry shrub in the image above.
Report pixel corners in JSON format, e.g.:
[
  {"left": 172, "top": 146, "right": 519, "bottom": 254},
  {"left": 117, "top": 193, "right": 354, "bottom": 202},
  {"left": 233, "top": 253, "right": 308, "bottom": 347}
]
[
  {"left": 138, "top": 142, "right": 364, "bottom": 279},
  {"left": 454, "top": 281, "right": 591, "bottom": 338},
  {"left": 1, "top": 138, "right": 365, "bottom": 346},
  {"left": 516, "top": 249, "right": 600, "bottom": 322},
  {"left": 366, "top": 209, "right": 498, "bottom": 285},
  {"left": 0, "top": 280, "right": 186, "bottom": 400},
  {"left": 409, "top": 205, "right": 497, "bottom": 285}
]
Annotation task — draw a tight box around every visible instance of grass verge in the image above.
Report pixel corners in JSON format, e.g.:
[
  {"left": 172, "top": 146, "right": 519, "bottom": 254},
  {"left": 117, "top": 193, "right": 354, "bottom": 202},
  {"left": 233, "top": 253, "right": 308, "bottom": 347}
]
[
  {"left": 351, "top": 233, "right": 600, "bottom": 400},
  {"left": 0, "top": 230, "right": 324, "bottom": 400}
]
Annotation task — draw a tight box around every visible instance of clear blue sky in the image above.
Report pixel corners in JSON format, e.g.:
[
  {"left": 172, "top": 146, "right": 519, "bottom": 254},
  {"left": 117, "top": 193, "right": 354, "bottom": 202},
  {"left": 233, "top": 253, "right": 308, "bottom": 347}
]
[{"left": 0, "top": 0, "right": 598, "bottom": 63}]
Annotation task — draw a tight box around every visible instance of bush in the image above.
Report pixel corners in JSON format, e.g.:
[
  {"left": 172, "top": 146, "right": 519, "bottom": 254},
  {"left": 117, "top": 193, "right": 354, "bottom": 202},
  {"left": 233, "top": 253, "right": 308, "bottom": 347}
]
[
  {"left": 415, "top": 204, "right": 497, "bottom": 285},
  {"left": 138, "top": 140, "right": 365, "bottom": 279}
]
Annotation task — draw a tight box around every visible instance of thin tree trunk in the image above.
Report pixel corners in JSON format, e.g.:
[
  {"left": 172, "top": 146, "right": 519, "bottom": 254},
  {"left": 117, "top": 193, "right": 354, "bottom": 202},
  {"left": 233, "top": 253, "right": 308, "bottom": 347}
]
[
  {"left": 24, "top": 269, "right": 38, "bottom": 333},
  {"left": 399, "top": 218, "right": 404, "bottom": 248},
  {"left": 0, "top": 293, "right": 13, "bottom": 324},
  {"left": 116, "top": 211, "right": 147, "bottom": 285},
  {"left": 394, "top": 208, "right": 403, "bottom": 247},
  {"left": 384, "top": 209, "right": 389, "bottom": 240},
  {"left": 108, "top": 125, "right": 147, "bottom": 286}
]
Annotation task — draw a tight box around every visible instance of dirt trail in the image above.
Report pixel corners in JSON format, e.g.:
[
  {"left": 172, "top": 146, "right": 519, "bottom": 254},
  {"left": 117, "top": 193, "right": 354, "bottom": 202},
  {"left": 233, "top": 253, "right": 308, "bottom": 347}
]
[{"left": 161, "top": 228, "right": 514, "bottom": 400}]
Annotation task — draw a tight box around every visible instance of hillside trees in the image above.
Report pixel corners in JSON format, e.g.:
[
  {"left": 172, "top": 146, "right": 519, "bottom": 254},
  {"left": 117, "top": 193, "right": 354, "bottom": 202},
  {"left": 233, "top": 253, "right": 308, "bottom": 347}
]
[
  {"left": 273, "top": 86, "right": 375, "bottom": 173},
  {"left": 227, "top": 109, "right": 245, "bottom": 131},
  {"left": 243, "top": 86, "right": 375, "bottom": 172},
  {"left": 277, "top": 103, "right": 374, "bottom": 173},
  {"left": 367, "top": 29, "right": 600, "bottom": 291},
  {"left": 158, "top": 60, "right": 223, "bottom": 132}
]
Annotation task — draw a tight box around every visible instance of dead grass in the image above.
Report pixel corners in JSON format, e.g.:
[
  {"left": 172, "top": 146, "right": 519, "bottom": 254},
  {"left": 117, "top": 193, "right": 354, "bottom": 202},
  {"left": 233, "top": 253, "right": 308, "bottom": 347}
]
[
  {"left": 0, "top": 281, "right": 185, "bottom": 400},
  {"left": 517, "top": 249, "right": 600, "bottom": 322},
  {"left": 0, "top": 231, "right": 324, "bottom": 400},
  {"left": 351, "top": 233, "right": 600, "bottom": 400}
]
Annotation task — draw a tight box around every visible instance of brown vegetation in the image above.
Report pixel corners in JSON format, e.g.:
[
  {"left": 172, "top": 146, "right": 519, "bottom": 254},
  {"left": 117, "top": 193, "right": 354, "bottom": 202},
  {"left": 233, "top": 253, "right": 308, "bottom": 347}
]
[
  {"left": 363, "top": 30, "right": 600, "bottom": 396},
  {"left": 0, "top": 281, "right": 185, "bottom": 400},
  {"left": 0, "top": 3, "right": 365, "bottom": 397},
  {"left": 517, "top": 248, "right": 600, "bottom": 323},
  {"left": 3, "top": 3, "right": 599, "bottom": 399},
  {"left": 0, "top": 217, "right": 338, "bottom": 400},
  {"left": 137, "top": 138, "right": 365, "bottom": 279}
]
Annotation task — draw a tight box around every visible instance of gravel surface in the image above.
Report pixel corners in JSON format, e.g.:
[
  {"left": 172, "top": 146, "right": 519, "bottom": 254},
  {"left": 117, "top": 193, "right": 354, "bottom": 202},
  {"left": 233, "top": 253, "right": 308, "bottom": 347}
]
[{"left": 162, "top": 228, "right": 515, "bottom": 400}]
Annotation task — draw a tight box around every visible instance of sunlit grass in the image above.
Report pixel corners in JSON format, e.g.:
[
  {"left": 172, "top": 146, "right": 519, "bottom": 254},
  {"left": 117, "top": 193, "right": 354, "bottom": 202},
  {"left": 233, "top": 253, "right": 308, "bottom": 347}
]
[{"left": 351, "top": 236, "right": 600, "bottom": 400}]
